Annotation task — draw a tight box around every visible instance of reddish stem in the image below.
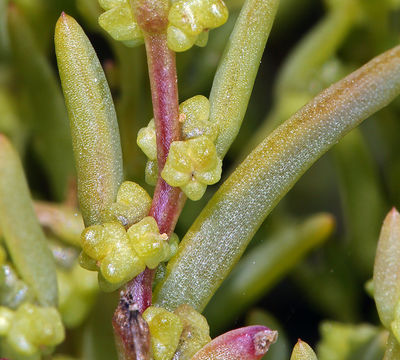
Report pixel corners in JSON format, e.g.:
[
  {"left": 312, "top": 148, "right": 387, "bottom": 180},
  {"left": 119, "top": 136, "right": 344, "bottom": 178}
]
[
  {"left": 122, "top": 31, "right": 185, "bottom": 313},
  {"left": 113, "top": 8, "right": 186, "bottom": 358}
]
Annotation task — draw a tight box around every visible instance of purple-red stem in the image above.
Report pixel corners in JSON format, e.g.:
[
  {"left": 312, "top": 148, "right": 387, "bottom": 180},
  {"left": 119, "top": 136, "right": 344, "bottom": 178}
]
[{"left": 113, "top": 4, "right": 186, "bottom": 358}]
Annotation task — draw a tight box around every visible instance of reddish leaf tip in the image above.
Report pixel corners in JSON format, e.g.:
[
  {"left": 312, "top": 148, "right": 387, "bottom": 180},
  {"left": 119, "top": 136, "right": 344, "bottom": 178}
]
[{"left": 254, "top": 329, "right": 278, "bottom": 356}]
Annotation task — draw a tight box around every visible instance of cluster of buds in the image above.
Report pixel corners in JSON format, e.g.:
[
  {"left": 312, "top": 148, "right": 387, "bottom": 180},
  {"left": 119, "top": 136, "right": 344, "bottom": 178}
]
[
  {"left": 101, "top": 180, "right": 152, "bottom": 227},
  {"left": 0, "top": 303, "right": 64, "bottom": 358},
  {"left": 142, "top": 304, "right": 211, "bottom": 360},
  {"left": 167, "top": 0, "right": 228, "bottom": 52},
  {"left": 137, "top": 95, "right": 222, "bottom": 201},
  {"left": 77, "top": 181, "right": 179, "bottom": 290},
  {"left": 98, "top": 0, "right": 144, "bottom": 47},
  {"left": 97, "top": 0, "right": 228, "bottom": 52}
]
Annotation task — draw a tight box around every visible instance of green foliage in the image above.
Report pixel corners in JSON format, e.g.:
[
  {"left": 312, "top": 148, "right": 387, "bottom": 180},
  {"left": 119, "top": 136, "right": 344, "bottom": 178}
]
[{"left": 1, "top": 0, "right": 400, "bottom": 359}]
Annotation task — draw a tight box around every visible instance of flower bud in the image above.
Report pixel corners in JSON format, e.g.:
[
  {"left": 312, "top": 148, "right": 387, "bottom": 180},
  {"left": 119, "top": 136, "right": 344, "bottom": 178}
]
[{"left": 143, "top": 306, "right": 183, "bottom": 360}]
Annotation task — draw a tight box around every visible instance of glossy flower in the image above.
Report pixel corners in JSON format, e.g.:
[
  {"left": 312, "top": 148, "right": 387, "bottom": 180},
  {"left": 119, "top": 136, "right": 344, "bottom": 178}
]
[
  {"left": 172, "top": 304, "right": 211, "bottom": 359},
  {"left": 167, "top": 0, "right": 229, "bottom": 52},
  {"left": 179, "top": 95, "right": 217, "bottom": 141},
  {"left": 98, "top": 0, "right": 144, "bottom": 47},
  {"left": 101, "top": 181, "right": 152, "bottom": 227},
  {"left": 80, "top": 217, "right": 176, "bottom": 287},
  {"left": 142, "top": 306, "right": 183, "bottom": 360},
  {"left": 161, "top": 136, "right": 222, "bottom": 200},
  {"left": 127, "top": 216, "right": 171, "bottom": 269}
]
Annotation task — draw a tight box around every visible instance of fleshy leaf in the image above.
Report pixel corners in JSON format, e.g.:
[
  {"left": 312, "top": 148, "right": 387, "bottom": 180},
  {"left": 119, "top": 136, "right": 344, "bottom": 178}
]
[
  {"left": 154, "top": 44, "right": 400, "bottom": 312},
  {"left": 205, "top": 213, "right": 334, "bottom": 331},
  {"left": 373, "top": 208, "right": 400, "bottom": 328},
  {"left": 55, "top": 13, "right": 123, "bottom": 227},
  {"left": 209, "top": 0, "right": 280, "bottom": 158},
  {"left": 191, "top": 326, "right": 277, "bottom": 360},
  {"left": 0, "top": 134, "right": 58, "bottom": 307}
]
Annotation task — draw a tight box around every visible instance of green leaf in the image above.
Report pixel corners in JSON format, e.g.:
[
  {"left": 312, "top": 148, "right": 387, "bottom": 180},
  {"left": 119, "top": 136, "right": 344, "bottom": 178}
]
[
  {"left": 291, "top": 340, "right": 318, "bottom": 360},
  {"left": 55, "top": 13, "right": 123, "bottom": 227},
  {"left": 0, "top": 134, "right": 57, "bottom": 307},
  {"left": 373, "top": 208, "right": 400, "bottom": 328},
  {"left": 333, "top": 128, "right": 386, "bottom": 276},
  {"left": 8, "top": 5, "right": 74, "bottom": 200},
  {"left": 154, "top": 44, "right": 400, "bottom": 312},
  {"left": 209, "top": 0, "right": 280, "bottom": 158},
  {"left": 205, "top": 213, "right": 334, "bottom": 332}
]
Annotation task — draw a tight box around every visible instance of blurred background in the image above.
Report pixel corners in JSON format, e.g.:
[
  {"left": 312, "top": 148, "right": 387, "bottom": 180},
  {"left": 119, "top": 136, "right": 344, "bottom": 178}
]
[{"left": 1, "top": 0, "right": 400, "bottom": 358}]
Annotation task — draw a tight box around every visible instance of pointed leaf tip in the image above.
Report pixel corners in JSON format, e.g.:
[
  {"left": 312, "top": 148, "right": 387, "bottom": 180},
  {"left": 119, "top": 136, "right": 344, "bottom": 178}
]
[
  {"left": 191, "top": 326, "right": 278, "bottom": 360},
  {"left": 290, "top": 339, "right": 318, "bottom": 360}
]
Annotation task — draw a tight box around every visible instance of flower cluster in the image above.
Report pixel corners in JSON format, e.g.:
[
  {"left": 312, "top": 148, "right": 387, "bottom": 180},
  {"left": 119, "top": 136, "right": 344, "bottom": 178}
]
[
  {"left": 98, "top": 0, "right": 144, "bottom": 47},
  {"left": 101, "top": 180, "right": 152, "bottom": 227},
  {"left": 167, "top": 0, "right": 228, "bottom": 52},
  {"left": 137, "top": 95, "right": 222, "bottom": 200},
  {"left": 0, "top": 303, "right": 64, "bottom": 358},
  {"left": 97, "top": 0, "right": 228, "bottom": 52},
  {"left": 80, "top": 216, "right": 177, "bottom": 290},
  {"left": 142, "top": 304, "right": 211, "bottom": 360}
]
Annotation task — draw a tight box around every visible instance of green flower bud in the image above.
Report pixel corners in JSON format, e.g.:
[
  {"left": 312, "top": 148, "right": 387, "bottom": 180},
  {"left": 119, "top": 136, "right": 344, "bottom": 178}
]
[
  {"left": 194, "top": 31, "right": 209, "bottom": 47},
  {"left": 179, "top": 95, "right": 216, "bottom": 141},
  {"left": 127, "top": 217, "right": 170, "bottom": 269},
  {"left": 100, "top": 245, "right": 145, "bottom": 283},
  {"left": 166, "top": 233, "right": 179, "bottom": 261},
  {"left": 137, "top": 119, "right": 157, "bottom": 161},
  {"left": 5, "top": 303, "right": 64, "bottom": 356},
  {"left": 167, "top": 0, "right": 228, "bottom": 52},
  {"left": 143, "top": 306, "right": 183, "bottom": 360},
  {"left": 81, "top": 222, "right": 146, "bottom": 286},
  {"left": 78, "top": 251, "right": 99, "bottom": 271},
  {"left": 98, "top": 0, "right": 144, "bottom": 47},
  {"left": 161, "top": 136, "right": 222, "bottom": 200},
  {"left": 172, "top": 304, "right": 211, "bottom": 359},
  {"left": 145, "top": 160, "right": 158, "bottom": 186},
  {"left": 98, "top": 0, "right": 126, "bottom": 10},
  {"left": 102, "top": 181, "right": 152, "bottom": 227},
  {"left": 81, "top": 223, "right": 119, "bottom": 260}
]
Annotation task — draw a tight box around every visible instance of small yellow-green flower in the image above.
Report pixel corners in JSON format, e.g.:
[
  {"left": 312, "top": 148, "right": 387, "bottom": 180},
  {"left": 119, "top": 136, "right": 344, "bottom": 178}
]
[
  {"left": 101, "top": 181, "right": 152, "bottom": 227},
  {"left": 80, "top": 217, "right": 175, "bottom": 287},
  {"left": 167, "top": 0, "right": 229, "bottom": 52},
  {"left": 143, "top": 306, "right": 183, "bottom": 360},
  {"left": 179, "top": 95, "right": 217, "bottom": 141},
  {"left": 145, "top": 159, "right": 159, "bottom": 186},
  {"left": 98, "top": 0, "right": 144, "bottom": 47},
  {"left": 127, "top": 216, "right": 171, "bottom": 269},
  {"left": 137, "top": 119, "right": 157, "bottom": 161},
  {"left": 161, "top": 136, "right": 222, "bottom": 200},
  {"left": 1, "top": 303, "right": 64, "bottom": 357},
  {"left": 173, "top": 304, "right": 211, "bottom": 359},
  {"left": 80, "top": 222, "right": 146, "bottom": 285}
]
